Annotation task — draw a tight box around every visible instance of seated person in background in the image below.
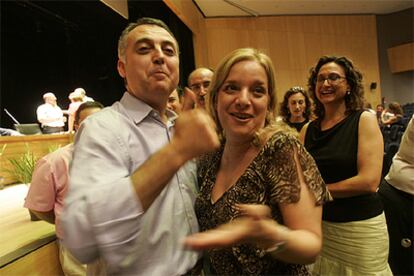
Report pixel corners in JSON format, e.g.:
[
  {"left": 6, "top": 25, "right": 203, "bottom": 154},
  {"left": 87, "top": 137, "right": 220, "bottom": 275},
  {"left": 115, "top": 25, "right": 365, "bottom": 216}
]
[
  {"left": 67, "top": 91, "right": 84, "bottom": 133},
  {"left": 376, "top": 104, "right": 384, "bottom": 125},
  {"left": 378, "top": 115, "right": 414, "bottom": 276},
  {"left": 166, "top": 88, "right": 182, "bottom": 114},
  {"left": 36, "top": 92, "right": 66, "bottom": 134},
  {"left": 381, "top": 102, "right": 403, "bottom": 126},
  {"left": 185, "top": 48, "right": 330, "bottom": 275},
  {"left": 184, "top": 67, "right": 214, "bottom": 109},
  {"left": 278, "top": 86, "right": 312, "bottom": 132},
  {"left": 0, "top": 127, "right": 22, "bottom": 136},
  {"left": 25, "top": 101, "right": 104, "bottom": 276}
]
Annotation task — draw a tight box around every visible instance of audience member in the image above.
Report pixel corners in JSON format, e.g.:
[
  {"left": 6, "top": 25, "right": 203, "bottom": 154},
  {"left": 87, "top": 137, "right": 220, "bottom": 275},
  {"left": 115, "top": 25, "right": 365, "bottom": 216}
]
[
  {"left": 300, "top": 55, "right": 392, "bottom": 275},
  {"left": 376, "top": 104, "right": 384, "bottom": 125},
  {"left": 25, "top": 101, "right": 105, "bottom": 276},
  {"left": 278, "top": 86, "right": 312, "bottom": 132},
  {"left": 363, "top": 102, "right": 376, "bottom": 115},
  {"left": 381, "top": 102, "right": 404, "bottom": 126},
  {"left": 186, "top": 67, "right": 214, "bottom": 109},
  {"left": 184, "top": 48, "right": 330, "bottom": 275},
  {"left": 67, "top": 91, "right": 84, "bottom": 133},
  {"left": 36, "top": 92, "right": 66, "bottom": 134},
  {"left": 378, "top": 115, "right": 413, "bottom": 275},
  {"left": 0, "top": 127, "right": 22, "bottom": 136},
  {"left": 61, "top": 17, "right": 219, "bottom": 275},
  {"left": 166, "top": 88, "right": 182, "bottom": 114}
]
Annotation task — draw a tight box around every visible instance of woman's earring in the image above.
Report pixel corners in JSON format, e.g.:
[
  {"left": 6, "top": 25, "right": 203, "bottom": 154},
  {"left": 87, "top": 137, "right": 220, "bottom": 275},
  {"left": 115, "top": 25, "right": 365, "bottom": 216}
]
[{"left": 347, "top": 91, "right": 351, "bottom": 95}]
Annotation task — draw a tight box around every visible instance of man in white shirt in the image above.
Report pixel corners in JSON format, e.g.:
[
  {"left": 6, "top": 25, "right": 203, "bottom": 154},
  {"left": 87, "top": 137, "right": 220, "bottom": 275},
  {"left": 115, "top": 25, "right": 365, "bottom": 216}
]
[
  {"left": 36, "top": 92, "right": 65, "bottom": 134},
  {"left": 61, "top": 17, "right": 219, "bottom": 275},
  {"left": 379, "top": 115, "right": 414, "bottom": 275}
]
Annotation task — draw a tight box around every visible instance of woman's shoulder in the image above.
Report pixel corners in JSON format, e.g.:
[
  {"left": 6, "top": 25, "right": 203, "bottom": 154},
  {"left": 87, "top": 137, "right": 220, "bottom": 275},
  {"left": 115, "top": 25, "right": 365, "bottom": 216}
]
[
  {"left": 197, "top": 146, "right": 222, "bottom": 171},
  {"left": 264, "top": 131, "right": 301, "bottom": 154}
]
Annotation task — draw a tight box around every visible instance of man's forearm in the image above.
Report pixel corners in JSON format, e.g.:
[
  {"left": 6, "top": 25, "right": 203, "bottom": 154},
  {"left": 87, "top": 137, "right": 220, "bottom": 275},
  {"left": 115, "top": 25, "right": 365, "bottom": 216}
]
[
  {"left": 131, "top": 109, "right": 219, "bottom": 211},
  {"left": 131, "top": 143, "right": 186, "bottom": 211}
]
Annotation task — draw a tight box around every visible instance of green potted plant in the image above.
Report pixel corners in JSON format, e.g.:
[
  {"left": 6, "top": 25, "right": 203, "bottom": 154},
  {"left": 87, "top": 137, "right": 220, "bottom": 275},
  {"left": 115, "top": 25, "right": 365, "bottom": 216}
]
[
  {"left": 6, "top": 144, "right": 39, "bottom": 221},
  {"left": 0, "top": 144, "right": 7, "bottom": 190}
]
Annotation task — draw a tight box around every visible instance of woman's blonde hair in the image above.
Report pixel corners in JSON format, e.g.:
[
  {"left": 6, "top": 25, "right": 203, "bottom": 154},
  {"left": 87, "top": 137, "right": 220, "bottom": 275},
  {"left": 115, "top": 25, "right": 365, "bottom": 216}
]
[{"left": 206, "top": 48, "right": 296, "bottom": 145}]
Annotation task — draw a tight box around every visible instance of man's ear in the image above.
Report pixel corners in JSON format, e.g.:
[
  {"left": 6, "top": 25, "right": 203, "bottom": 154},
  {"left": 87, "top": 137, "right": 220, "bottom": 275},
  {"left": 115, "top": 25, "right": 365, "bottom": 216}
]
[{"left": 117, "top": 59, "right": 126, "bottom": 78}]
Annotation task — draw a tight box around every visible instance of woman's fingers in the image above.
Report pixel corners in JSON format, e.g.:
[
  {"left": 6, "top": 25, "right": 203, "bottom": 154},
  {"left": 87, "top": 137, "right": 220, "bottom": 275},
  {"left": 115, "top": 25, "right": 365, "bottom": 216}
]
[
  {"left": 184, "top": 218, "right": 254, "bottom": 250},
  {"left": 235, "top": 204, "right": 272, "bottom": 219}
]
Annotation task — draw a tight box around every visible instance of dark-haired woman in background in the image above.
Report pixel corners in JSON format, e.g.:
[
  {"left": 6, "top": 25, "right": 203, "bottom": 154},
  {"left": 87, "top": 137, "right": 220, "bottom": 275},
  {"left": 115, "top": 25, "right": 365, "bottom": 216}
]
[
  {"left": 300, "top": 56, "right": 392, "bottom": 275},
  {"left": 279, "top": 87, "right": 312, "bottom": 132}
]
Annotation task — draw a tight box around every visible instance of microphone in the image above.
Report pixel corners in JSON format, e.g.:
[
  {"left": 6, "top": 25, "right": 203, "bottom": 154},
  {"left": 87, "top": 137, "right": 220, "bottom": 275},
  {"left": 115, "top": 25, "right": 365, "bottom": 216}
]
[{"left": 3, "top": 108, "right": 20, "bottom": 125}]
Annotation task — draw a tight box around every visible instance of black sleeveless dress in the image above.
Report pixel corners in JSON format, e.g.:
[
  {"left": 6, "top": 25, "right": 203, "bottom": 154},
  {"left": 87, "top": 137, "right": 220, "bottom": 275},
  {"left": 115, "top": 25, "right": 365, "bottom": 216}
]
[{"left": 304, "top": 110, "right": 383, "bottom": 222}]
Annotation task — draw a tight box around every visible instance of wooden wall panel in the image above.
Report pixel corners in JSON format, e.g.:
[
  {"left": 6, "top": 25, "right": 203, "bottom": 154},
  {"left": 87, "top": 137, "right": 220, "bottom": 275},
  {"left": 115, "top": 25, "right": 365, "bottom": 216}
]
[
  {"left": 269, "top": 32, "right": 291, "bottom": 70},
  {"left": 302, "top": 16, "right": 321, "bottom": 34},
  {"left": 202, "top": 15, "right": 382, "bottom": 105},
  {"left": 0, "top": 241, "right": 63, "bottom": 276},
  {"left": 387, "top": 42, "right": 414, "bottom": 73},
  {"left": 165, "top": 1, "right": 382, "bottom": 106}
]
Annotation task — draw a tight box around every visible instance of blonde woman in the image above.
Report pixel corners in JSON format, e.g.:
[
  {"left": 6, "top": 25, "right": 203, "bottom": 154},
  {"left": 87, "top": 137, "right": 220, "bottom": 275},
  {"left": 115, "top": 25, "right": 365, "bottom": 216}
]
[{"left": 185, "top": 48, "right": 330, "bottom": 275}]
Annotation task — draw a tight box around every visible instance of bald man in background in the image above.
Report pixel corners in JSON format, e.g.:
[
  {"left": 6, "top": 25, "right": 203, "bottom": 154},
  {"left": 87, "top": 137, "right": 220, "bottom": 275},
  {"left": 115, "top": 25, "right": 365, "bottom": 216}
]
[
  {"left": 186, "top": 67, "right": 213, "bottom": 109},
  {"left": 36, "top": 92, "right": 66, "bottom": 134}
]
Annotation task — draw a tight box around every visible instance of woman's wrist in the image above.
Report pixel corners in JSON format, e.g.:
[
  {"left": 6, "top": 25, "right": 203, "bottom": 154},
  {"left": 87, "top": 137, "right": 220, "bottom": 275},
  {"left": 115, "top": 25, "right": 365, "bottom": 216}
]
[
  {"left": 265, "top": 240, "right": 287, "bottom": 255},
  {"left": 261, "top": 221, "right": 290, "bottom": 255}
]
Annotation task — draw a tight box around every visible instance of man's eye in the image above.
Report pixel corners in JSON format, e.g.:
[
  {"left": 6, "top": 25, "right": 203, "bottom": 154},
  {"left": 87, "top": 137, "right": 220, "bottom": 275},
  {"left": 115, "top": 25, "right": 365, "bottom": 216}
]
[
  {"left": 163, "top": 47, "right": 176, "bottom": 56},
  {"left": 137, "top": 46, "right": 150, "bottom": 53}
]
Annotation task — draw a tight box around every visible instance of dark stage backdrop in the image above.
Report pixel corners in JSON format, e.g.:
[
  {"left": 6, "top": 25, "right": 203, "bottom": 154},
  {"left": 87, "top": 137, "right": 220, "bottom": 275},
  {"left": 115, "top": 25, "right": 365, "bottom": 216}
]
[{"left": 0, "top": 0, "right": 195, "bottom": 129}]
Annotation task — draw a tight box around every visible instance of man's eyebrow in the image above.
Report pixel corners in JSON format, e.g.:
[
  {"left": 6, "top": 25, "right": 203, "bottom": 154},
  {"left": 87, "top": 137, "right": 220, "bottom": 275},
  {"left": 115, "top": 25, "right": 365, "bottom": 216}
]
[
  {"left": 133, "top": 37, "right": 177, "bottom": 50},
  {"left": 134, "top": 37, "right": 153, "bottom": 46}
]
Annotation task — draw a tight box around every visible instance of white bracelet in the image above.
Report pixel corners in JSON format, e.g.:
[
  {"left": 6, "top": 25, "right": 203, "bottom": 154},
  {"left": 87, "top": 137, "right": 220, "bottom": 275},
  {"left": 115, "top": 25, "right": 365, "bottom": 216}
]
[{"left": 265, "top": 241, "right": 286, "bottom": 254}]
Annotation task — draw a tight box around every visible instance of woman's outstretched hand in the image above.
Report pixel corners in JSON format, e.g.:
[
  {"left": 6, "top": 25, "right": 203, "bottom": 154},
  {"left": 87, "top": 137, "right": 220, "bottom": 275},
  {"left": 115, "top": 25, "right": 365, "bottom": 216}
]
[{"left": 183, "top": 204, "right": 286, "bottom": 251}]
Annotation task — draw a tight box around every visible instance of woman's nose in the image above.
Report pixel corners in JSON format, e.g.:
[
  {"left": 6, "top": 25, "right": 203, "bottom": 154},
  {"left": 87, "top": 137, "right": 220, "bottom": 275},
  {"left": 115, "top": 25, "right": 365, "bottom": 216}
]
[{"left": 236, "top": 90, "right": 250, "bottom": 107}]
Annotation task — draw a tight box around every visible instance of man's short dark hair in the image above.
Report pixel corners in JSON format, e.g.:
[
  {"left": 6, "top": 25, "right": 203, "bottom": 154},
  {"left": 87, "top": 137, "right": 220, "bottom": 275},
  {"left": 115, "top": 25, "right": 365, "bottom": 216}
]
[
  {"left": 74, "top": 101, "right": 104, "bottom": 126},
  {"left": 118, "top": 17, "right": 178, "bottom": 61}
]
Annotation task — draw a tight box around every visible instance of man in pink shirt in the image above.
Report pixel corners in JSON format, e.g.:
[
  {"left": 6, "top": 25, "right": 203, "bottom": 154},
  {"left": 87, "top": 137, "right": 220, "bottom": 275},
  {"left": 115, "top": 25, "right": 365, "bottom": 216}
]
[{"left": 25, "top": 101, "right": 104, "bottom": 276}]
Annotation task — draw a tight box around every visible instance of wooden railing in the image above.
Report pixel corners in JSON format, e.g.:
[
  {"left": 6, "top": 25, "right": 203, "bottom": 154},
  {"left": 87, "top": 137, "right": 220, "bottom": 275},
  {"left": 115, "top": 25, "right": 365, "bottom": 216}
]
[{"left": 0, "top": 134, "right": 73, "bottom": 185}]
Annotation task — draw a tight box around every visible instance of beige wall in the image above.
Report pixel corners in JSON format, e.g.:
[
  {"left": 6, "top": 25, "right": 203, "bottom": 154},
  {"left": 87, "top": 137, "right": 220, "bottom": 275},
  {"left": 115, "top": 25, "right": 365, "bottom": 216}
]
[
  {"left": 165, "top": 1, "right": 382, "bottom": 107},
  {"left": 164, "top": 0, "right": 208, "bottom": 67}
]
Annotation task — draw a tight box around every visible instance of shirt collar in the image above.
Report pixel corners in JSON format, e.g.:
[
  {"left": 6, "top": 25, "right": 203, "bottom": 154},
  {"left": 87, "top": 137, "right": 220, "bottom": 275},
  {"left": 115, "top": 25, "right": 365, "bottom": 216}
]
[{"left": 119, "top": 92, "right": 177, "bottom": 125}]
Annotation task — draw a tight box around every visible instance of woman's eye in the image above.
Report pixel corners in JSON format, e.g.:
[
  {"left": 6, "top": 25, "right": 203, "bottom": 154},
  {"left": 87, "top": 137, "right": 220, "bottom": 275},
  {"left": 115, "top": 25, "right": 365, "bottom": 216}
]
[
  {"left": 328, "top": 74, "right": 340, "bottom": 81},
  {"left": 223, "top": 84, "right": 238, "bottom": 92},
  {"left": 253, "top": 86, "right": 266, "bottom": 95}
]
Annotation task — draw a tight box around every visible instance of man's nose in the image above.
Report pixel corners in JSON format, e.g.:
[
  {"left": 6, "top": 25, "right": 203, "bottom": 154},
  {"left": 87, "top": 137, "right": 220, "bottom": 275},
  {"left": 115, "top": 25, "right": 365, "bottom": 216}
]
[
  {"left": 199, "top": 86, "right": 208, "bottom": 96},
  {"left": 153, "top": 47, "right": 165, "bottom": 64}
]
